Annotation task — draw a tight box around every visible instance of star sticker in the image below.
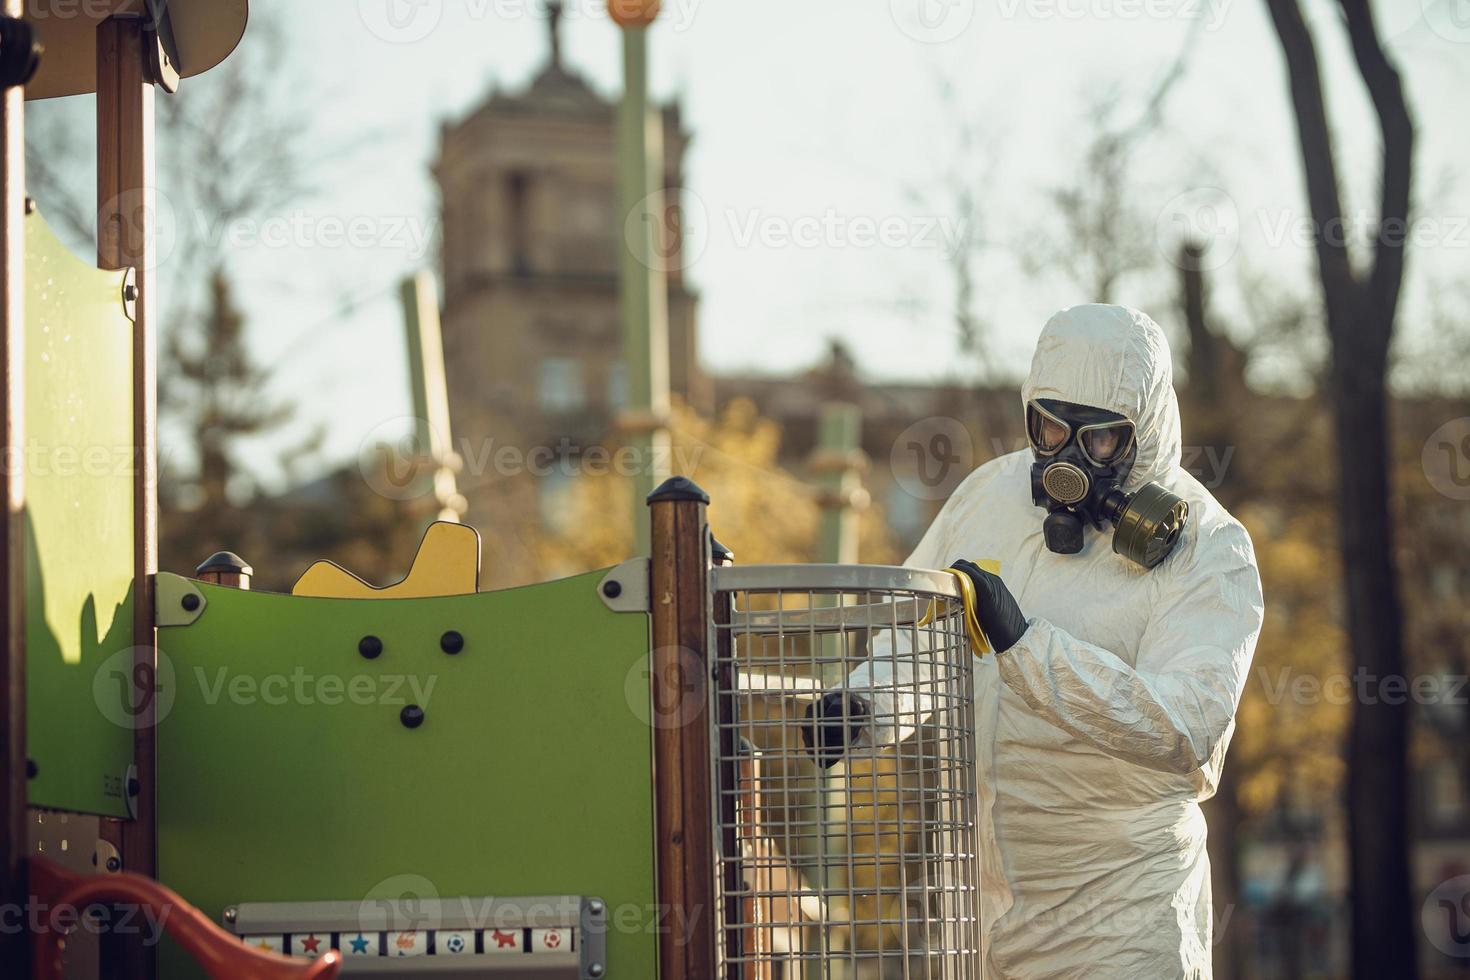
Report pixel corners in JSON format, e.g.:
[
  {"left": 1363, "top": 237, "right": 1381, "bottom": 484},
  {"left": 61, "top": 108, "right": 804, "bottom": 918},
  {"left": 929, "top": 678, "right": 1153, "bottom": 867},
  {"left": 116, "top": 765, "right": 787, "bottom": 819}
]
[
  {"left": 301, "top": 935, "right": 321, "bottom": 954},
  {"left": 349, "top": 934, "right": 371, "bottom": 954},
  {"left": 251, "top": 939, "right": 275, "bottom": 952}
]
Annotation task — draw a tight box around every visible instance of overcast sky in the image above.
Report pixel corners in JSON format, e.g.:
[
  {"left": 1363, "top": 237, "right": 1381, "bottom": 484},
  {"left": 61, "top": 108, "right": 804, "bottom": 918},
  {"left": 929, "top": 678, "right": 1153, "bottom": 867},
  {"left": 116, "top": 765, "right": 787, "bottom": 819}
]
[{"left": 31, "top": 0, "right": 1470, "bottom": 486}]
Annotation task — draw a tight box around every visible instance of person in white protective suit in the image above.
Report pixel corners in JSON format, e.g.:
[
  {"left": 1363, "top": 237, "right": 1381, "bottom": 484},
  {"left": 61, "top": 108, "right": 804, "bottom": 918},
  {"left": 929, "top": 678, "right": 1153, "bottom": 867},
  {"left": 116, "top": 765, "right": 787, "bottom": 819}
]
[{"left": 806, "top": 304, "right": 1264, "bottom": 979}]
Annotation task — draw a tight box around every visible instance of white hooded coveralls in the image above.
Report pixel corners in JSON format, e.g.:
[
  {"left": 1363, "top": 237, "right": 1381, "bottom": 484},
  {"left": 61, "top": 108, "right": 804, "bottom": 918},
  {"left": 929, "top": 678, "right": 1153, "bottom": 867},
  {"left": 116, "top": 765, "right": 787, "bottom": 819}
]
[{"left": 851, "top": 305, "right": 1264, "bottom": 979}]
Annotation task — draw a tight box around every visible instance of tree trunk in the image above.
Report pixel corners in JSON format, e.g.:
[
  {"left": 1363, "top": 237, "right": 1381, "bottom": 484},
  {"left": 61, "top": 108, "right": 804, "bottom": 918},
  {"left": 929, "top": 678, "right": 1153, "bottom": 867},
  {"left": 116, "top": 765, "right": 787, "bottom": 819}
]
[
  {"left": 1261, "top": 0, "right": 1417, "bottom": 970},
  {"left": 1179, "top": 240, "right": 1246, "bottom": 980},
  {"left": 1332, "top": 334, "right": 1417, "bottom": 976}
]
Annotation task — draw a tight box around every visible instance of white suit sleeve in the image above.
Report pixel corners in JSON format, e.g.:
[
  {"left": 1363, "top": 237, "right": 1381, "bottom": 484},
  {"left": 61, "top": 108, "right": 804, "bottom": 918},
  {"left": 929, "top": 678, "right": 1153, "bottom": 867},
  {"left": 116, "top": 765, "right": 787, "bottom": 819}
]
[
  {"left": 995, "top": 527, "right": 1263, "bottom": 775},
  {"left": 843, "top": 491, "right": 955, "bottom": 746}
]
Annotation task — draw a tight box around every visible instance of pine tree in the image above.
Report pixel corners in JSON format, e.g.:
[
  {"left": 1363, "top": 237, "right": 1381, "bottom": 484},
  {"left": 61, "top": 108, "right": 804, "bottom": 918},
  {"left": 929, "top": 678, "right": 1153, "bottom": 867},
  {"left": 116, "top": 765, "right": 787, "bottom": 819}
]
[{"left": 158, "top": 267, "right": 290, "bottom": 574}]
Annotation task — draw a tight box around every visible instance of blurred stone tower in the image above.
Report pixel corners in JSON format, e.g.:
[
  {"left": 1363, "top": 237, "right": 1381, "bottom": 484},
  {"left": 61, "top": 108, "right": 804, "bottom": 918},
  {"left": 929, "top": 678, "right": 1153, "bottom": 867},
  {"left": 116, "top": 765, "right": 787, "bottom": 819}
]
[{"left": 434, "top": 5, "right": 705, "bottom": 536}]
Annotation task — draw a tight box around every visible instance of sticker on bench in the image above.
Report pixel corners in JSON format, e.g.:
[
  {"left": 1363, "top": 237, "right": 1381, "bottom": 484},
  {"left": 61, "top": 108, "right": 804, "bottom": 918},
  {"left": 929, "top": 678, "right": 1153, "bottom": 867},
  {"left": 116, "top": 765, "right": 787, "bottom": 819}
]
[{"left": 224, "top": 895, "right": 605, "bottom": 976}]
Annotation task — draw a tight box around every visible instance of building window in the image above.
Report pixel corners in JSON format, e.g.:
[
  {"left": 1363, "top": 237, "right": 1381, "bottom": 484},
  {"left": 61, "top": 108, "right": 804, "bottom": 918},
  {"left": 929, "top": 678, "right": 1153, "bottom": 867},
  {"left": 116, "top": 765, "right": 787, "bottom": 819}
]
[
  {"left": 538, "top": 357, "right": 585, "bottom": 414},
  {"left": 507, "top": 170, "right": 530, "bottom": 275}
]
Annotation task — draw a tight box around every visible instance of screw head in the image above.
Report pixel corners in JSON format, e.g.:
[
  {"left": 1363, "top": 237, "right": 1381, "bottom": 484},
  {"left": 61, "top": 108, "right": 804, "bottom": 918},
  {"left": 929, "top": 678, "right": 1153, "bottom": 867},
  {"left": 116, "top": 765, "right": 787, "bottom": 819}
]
[
  {"left": 602, "top": 580, "right": 623, "bottom": 599},
  {"left": 440, "top": 630, "right": 464, "bottom": 655},
  {"left": 588, "top": 899, "right": 605, "bottom": 916},
  {"left": 400, "top": 704, "right": 425, "bottom": 729},
  {"left": 588, "top": 963, "right": 605, "bottom": 978},
  {"left": 105, "top": 856, "right": 121, "bottom": 872},
  {"left": 181, "top": 593, "right": 201, "bottom": 612},
  {"left": 359, "top": 635, "right": 383, "bottom": 660},
  {"left": 223, "top": 906, "right": 238, "bottom": 924}
]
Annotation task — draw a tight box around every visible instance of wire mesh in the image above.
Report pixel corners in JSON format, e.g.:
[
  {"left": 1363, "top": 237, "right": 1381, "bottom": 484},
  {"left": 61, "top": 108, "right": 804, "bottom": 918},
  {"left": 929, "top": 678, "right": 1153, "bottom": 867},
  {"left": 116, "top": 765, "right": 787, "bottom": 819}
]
[{"left": 712, "top": 566, "right": 982, "bottom": 980}]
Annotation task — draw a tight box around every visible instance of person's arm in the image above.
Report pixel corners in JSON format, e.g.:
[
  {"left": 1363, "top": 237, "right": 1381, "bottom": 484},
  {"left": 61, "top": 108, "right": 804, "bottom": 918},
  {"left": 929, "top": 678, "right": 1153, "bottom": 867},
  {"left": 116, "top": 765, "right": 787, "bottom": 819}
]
[
  {"left": 995, "top": 527, "right": 1263, "bottom": 774},
  {"left": 807, "top": 490, "right": 956, "bottom": 758}
]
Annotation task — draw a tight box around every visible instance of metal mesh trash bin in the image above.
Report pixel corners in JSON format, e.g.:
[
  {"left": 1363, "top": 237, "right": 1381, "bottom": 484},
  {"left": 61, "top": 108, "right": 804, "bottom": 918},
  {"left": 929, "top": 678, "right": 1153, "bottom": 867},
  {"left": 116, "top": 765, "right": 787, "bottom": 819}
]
[{"left": 711, "top": 565, "right": 982, "bottom": 980}]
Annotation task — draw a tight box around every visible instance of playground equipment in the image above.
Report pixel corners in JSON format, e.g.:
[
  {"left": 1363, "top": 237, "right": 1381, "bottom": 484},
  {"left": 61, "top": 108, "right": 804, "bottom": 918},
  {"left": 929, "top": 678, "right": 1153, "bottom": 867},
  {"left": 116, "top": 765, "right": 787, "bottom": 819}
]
[{"left": 0, "top": 2, "right": 987, "bottom": 977}]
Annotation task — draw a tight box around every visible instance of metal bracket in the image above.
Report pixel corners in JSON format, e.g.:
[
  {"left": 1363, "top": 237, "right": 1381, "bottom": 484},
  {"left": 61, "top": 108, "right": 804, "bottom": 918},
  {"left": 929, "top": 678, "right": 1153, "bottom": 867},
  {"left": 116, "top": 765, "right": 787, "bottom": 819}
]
[
  {"left": 143, "top": 0, "right": 181, "bottom": 92},
  {"left": 0, "top": 15, "right": 43, "bottom": 89},
  {"left": 597, "top": 558, "right": 649, "bottom": 613},
  {"left": 121, "top": 267, "right": 137, "bottom": 322},
  {"left": 155, "top": 571, "right": 206, "bottom": 627},
  {"left": 123, "top": 762, "right": 140, "bottom": 820},
  {"left": 95, "top": 836, "right": 122, "bottom": 875}
]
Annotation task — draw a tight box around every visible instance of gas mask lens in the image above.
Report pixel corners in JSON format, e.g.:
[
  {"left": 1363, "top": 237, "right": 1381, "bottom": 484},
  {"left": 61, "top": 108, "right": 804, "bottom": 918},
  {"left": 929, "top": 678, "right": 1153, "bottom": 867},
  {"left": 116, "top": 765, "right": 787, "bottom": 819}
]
[
  {"left": 1077, "top": 421, "right": 1135, "bottom": 466},
  {"left": 1026, "top": 401, "right": 1136, "bottom": 466},
  {"left": 1026, "top": 402, "right": 1072, "bottom": 455}
]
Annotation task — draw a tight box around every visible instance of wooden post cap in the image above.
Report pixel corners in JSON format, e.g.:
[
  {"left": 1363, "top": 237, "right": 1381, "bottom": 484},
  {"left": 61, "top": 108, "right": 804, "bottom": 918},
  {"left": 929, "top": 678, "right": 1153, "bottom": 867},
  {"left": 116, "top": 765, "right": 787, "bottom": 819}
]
[
  {"left": 646, "top": 475, "right": 709, "bottom": 505},
  {"left": 608, "top": 0, "right": 661, "bottom": 27},
  {"left": 195, "top": 551, "right": 253, "bottom": 590}
]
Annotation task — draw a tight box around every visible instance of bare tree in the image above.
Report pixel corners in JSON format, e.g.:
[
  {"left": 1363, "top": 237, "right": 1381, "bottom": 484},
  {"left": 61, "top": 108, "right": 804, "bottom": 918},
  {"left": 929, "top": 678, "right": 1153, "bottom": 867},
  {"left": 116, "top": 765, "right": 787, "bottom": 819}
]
[
  {"left": 1259, "top": 0, "right": 1417, "bottom": 974},
  {"left": 899, "top": 70, "right": 1006, "bottom": 385},
  {"left": 1027, "top": 24, "right": 1202, "bottom": 304}
]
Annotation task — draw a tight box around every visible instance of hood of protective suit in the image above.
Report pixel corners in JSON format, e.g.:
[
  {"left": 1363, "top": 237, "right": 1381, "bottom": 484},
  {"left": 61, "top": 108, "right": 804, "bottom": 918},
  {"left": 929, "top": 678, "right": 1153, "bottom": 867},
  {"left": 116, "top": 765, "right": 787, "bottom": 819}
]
[{"left": 1021, "top": 304, "right": 1182, "bottom": 492}]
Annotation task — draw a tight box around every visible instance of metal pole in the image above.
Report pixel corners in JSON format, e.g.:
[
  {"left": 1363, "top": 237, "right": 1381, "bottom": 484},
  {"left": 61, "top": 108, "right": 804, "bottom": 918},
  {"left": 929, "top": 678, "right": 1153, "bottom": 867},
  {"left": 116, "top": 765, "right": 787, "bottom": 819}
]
[
  {"left": 613, "top": 10, "right": 671, "bottom": 557},
  {"left": 811, "top": 402, "right": 867, "bottom": 564},
  {"left": 399, "top": 271, "right": 465, "bottom": 523}
]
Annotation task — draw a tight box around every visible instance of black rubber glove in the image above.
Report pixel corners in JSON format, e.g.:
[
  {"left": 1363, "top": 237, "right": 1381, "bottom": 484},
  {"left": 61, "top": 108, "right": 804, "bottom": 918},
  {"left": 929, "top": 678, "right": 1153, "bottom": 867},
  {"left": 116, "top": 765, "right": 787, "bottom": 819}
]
[
  {"left": 949, "top": 559, "right": 1029, "bottom": 653},
  {"left": 801, "top": 691, "right": 870, "bottom": 769}
]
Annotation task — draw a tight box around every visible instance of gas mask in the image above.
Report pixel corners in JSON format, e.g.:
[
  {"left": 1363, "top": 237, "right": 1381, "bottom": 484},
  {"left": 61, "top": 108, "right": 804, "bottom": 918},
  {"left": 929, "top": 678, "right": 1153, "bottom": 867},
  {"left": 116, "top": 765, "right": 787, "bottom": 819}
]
[{"left": 1026, "top": 398, "right": 1189, "bottom": 568}]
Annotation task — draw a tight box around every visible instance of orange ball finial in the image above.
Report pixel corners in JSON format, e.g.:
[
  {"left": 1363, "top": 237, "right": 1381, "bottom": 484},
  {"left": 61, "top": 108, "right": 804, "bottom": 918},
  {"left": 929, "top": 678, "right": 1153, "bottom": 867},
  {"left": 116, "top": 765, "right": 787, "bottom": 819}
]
[{"left": 608, "top": 0, "right": 661, "bottom": 27}]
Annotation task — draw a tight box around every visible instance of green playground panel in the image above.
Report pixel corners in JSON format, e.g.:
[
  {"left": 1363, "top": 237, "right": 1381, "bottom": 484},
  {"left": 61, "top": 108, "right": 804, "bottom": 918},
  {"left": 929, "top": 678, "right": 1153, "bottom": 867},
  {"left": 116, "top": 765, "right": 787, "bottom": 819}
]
[
  {"left": 156, "top": 570, "right": 659, "bottom": 977},
  {"left": 24, "top": 209, "right": 136, "bottom": 818}
]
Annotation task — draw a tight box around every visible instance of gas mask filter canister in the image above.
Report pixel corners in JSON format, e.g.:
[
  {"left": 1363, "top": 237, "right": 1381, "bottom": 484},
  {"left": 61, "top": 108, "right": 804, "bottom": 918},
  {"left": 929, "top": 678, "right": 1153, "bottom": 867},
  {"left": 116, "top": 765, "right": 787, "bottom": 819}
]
[{"left": 1026, "top": 398, "right": 1189, "bottom": 569}]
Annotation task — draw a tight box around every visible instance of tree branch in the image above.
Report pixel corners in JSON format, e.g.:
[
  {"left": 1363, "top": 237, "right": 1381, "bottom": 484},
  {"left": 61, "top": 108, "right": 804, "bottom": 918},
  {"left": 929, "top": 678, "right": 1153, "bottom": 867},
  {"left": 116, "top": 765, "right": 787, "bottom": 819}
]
[
  {"left": 1337, "top": 0, "right": 1414, "bottom": 344},
  {"left": 1260, "top": 0, "right": 1357, "bottom": 333}
]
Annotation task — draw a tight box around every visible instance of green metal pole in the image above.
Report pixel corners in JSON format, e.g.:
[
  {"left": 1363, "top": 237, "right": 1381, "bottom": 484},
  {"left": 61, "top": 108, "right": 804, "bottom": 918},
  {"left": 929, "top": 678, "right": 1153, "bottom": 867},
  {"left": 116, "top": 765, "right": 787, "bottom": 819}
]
[
  {"left": 616, "top": 23, "right": 671, "bottom": 557},
  {"left": 812, "top": 402, "right": 866, "bottom": 565}
]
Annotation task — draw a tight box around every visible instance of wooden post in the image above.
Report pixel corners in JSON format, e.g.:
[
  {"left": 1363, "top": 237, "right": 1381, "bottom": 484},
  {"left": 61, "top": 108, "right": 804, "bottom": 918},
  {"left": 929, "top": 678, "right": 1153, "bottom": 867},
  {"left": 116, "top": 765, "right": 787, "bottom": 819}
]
[
  {"left": 647, "top": 476, "right": 717, "bottom": 980},
  {"left": 0, "top": 1, "right": 28, "bottom": 973},
  {"left": 195, "top": 552, "right": 252, "bottom": 591},
  {"left": 96, "top": 15, "right": 157, "bottom": 978}
]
